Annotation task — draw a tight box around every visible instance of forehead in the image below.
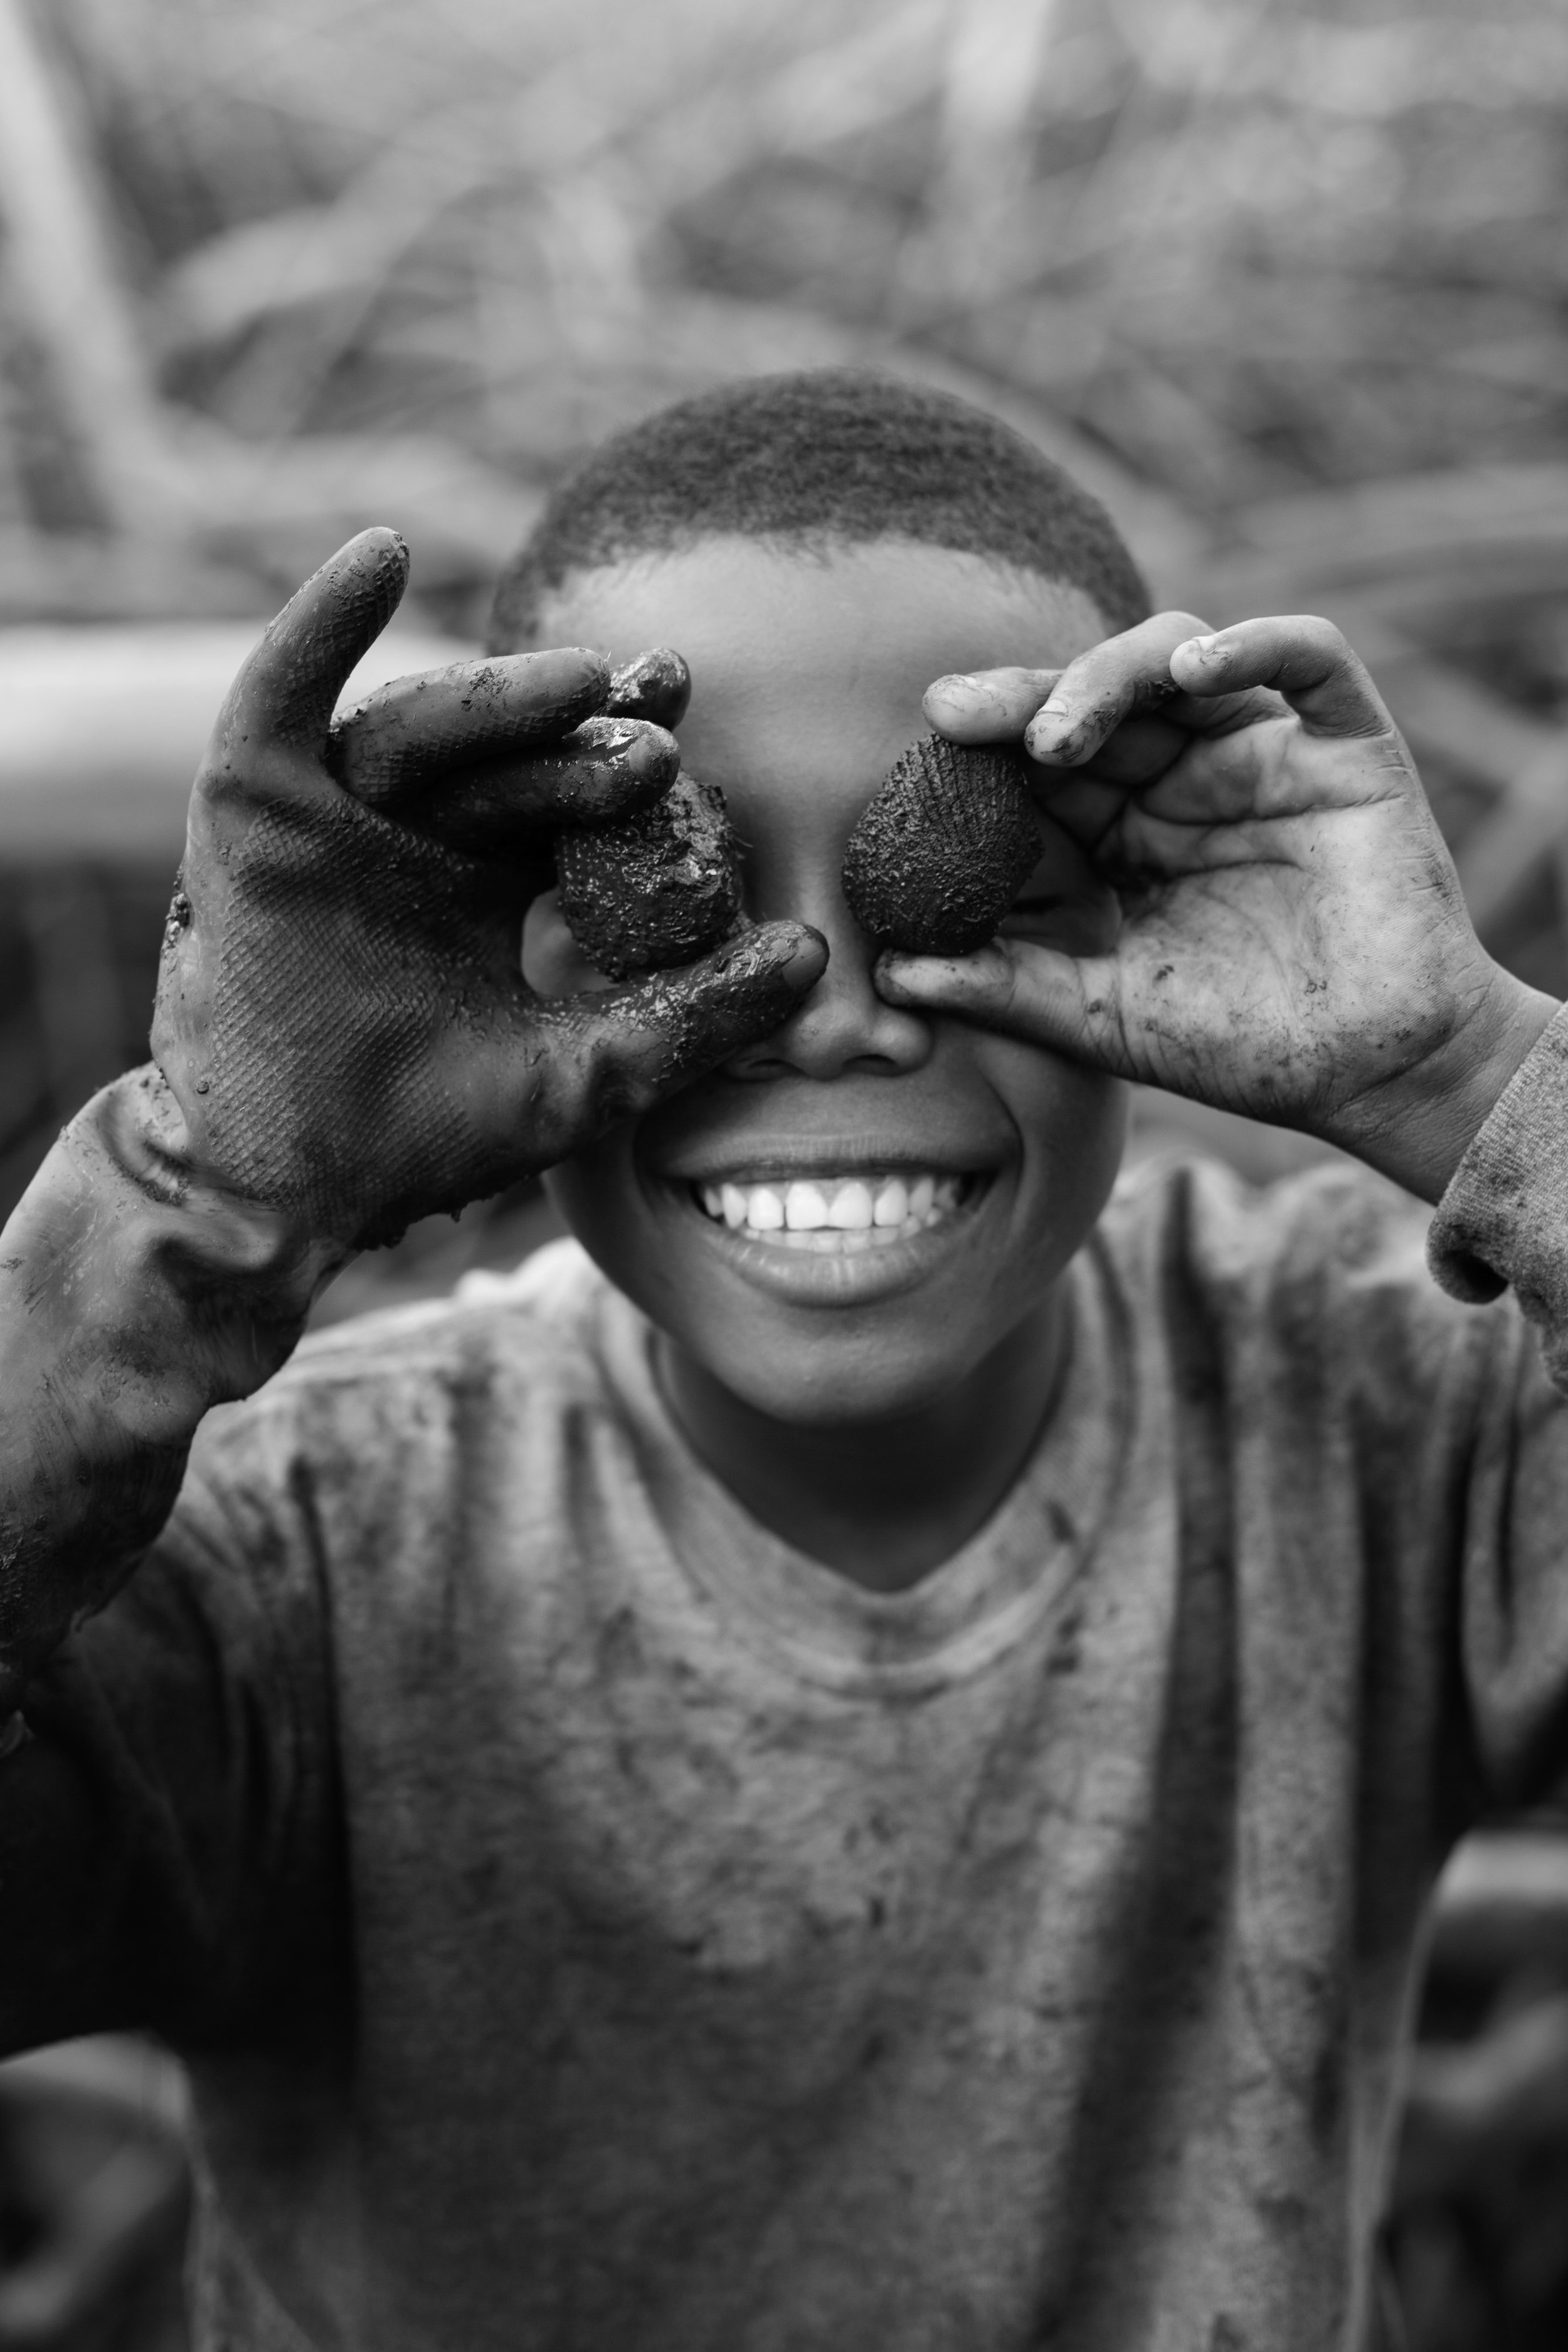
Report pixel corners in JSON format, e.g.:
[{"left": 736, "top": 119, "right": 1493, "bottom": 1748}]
[{"left": 535, "top": 536, "right": 1109, "bottom": 802}]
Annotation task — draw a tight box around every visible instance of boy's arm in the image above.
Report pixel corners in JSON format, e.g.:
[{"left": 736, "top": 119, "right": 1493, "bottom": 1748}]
[
  {"left": 882, "top": 615, "right": 1568, "bottom": 1806},
  {"left": 879, "top": 610, "right": 1559, "bottom": 1209},
  {"left": 0, "top": 529, "right": 824, "bottom": 1724}
]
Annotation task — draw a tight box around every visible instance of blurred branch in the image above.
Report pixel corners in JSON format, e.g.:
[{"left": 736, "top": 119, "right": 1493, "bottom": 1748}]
[
  {"left": 901, "top": 0, "right": 1062, "bottom": 304},
  {"left": 0, "top": 0, "right": 183, "bottom": 534}
]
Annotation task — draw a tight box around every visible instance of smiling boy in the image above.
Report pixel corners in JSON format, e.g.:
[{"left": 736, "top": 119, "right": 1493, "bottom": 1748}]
[{"left": 3, "top": 370, "right": 1568, "bottom": 2352}]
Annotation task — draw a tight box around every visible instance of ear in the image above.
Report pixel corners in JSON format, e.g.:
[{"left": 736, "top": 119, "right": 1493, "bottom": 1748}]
[{"left": 521, "top": 888, "right": 620, "bottom": 995}]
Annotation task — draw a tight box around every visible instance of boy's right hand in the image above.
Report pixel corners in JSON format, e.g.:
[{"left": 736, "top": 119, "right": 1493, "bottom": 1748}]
[
  {"left": 151, "top": 529, "right": 824, "bottom": 1247},
  {"left": 887, "top": 612, "right": 1556, "bottom": 1203}
]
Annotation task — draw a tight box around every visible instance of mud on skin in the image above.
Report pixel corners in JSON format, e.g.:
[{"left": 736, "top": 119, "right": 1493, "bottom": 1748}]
[
  {"left": 534, "top": 924, "right": 822, "bottom": 1123},
  {"left": 842, "top": 734, "right": 1041, "bottom": 955},
  {"left": 605, "top": 647, "right": 692, "bottom": 730}
]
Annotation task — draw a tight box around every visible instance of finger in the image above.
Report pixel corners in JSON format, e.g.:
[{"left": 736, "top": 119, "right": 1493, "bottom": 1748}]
[
  {"left": 923, "top": 667, "right": 1063, "bottom": 744},
  {"left": 1022, "top": 610, "right": 1264, "bottom": 768},
  {"left": 396, "top": 718, "right": 681, "bottom": 858},
  {"left": 1054, "top": 711, "right": 1194, "bottom": 790},
  {"left": 606, "top": 647, "right": 692, "bottom": 729},
  {"left": 216, "top": 527, "right": 410, "bottom": 761},
  {"left": 527, "top": 922, "right": 829, "bottom": 1158},
  {"left": 876, "top": 938, "right": 1133, "bottom": 1073},
  {"left": 1168, "top": 615, "right": 1396, "bottom": 741},
  {"left": 331, "top": 649, "right": 612, "bottom": 803}
]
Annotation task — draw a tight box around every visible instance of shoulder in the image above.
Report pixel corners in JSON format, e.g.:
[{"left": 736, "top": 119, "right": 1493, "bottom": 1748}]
[
  {"left": 1099, "top": 1145, "right": 1431, "bottom": 1288},
  {"left": 1092, "top": 1146, "right": 1518, "bottom": 1396},
  {"left": 260, "top": 1234, "right": 609, "bottom": 1399},
  {"left": 181, "top": 1239, "right": 624, "bottom": 1510}
]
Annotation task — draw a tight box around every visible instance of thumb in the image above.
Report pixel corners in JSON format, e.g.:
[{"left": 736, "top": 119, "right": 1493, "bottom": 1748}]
[
  {"left": 214, "top": 527, "right": 411, "bottom": 767},
  {"left": 526, "top": 923, "right": 829, "bottom": 1162},
  {"left": 877, "top": 939, "right": 1138, "bottom": 1076}
]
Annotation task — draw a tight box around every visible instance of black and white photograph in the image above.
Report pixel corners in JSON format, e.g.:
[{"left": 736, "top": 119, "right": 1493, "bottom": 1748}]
[{"left": 1, "top": 3, "right": 1567, "bottom": 2346}]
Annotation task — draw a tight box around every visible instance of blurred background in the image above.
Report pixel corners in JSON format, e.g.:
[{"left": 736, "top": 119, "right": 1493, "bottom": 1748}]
[{"left": 1, "top": 0, "right": 1567, "bottom": 2344}]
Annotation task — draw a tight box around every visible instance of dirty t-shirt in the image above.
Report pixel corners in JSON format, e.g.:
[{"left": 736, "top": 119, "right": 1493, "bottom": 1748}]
[{"left": 9, "top": 1041, "right": 1568, "bottom": 2352}]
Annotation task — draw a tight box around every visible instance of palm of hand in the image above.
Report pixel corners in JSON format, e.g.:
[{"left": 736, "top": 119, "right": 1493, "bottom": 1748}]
[
  {"left": 1049, "top": 703, "right": 1490, "bottom": 1134},
  {"left": 892, "top": 610, "right": 1549, "bottom": 1197}
]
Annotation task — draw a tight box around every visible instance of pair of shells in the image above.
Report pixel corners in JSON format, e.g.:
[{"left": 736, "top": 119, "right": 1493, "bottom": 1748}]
[{"left": 559, "top": 719, "right": 1038, "bottom": 979}]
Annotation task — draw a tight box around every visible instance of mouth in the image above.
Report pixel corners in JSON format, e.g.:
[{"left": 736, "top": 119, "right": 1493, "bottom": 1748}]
[{"left": 687, "top": 1167, "right": 986, "bottom": 1254}]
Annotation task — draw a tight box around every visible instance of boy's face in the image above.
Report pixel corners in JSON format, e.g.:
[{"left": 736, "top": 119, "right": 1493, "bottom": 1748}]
[{"left": 522, "top": 536, "right": 1127, "bottom": 1427}]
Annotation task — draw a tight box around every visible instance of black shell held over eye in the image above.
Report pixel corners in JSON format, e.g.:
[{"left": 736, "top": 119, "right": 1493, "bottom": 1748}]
[
  {"left": 556, "top": 771, "right": 743, "bottom": 980},
  {"left": 841, "top": 736, "right": 1041, "bottom": 956}
]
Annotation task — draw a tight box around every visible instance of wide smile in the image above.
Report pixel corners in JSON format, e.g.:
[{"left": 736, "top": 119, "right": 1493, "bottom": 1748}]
[
  {"left": 689, "top": 1167, "right": 983, "bottom": 1254},
  {"left": 643, "top": 1156, "right": 1000, "bottom": 1308}
]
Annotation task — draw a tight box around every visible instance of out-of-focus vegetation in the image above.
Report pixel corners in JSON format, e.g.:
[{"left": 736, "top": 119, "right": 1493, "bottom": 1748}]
[
  {"left": 4, "top": 0, "right": 1568, "bottom": 1202},
  {"left": 3, "top": 7, "right": 1568, "bottom": 2344},
  {"left": 2, "top": 0, "right": 1565, "bottom": 618}
]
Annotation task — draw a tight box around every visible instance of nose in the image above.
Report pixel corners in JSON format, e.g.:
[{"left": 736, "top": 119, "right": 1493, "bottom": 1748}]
[{"left": 725, "top": 865, "right": 934, "bottom": 1083}]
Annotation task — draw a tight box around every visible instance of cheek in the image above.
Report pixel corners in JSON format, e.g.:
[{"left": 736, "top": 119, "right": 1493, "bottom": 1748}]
[
  {"left": 544, "top": 1143, "right": 643, "bottom": 1288},
  {"left": 977, "top": 1033, "right": 1128, "bottom": 1238}
]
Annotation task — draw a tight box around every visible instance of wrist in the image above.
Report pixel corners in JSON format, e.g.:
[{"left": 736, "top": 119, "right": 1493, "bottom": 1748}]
[
  {"left": 1338, "top": 966, "right": 1561, "bottom": 1203},
  {"left": 102, "top": 1066, "right": 348, "bottom": 1312},
  {"left": 0, "top": 1069, "right": 346, "bottom": 1705}
]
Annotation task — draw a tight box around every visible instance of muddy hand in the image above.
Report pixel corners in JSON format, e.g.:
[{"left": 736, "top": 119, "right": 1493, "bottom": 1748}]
[
  {"left": 152, "top": 529, "right": 824, "bottom": 1246},
  {"left": 881, "top": 612, "right": 1555, "bottom": 1199}
]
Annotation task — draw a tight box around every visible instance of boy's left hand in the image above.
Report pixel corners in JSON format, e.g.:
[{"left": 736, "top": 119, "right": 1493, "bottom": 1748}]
[{"left": 879, "top": 612, "right": 1559, "bottom": 1202}]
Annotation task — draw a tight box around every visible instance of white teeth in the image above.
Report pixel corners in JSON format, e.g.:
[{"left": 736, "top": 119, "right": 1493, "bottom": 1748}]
[
  {"left": 872, "top": 1177, "right": 908, "bottom": 1228},
  {"left": 691, "top": 1170, "right": 974, "bottom": 1248},
  {"left": 830, "top": 1180, "right": 874, "bottom": 1231},
  {"left": 785, "top": 1181, "right": 829, "bottom": 1230}
]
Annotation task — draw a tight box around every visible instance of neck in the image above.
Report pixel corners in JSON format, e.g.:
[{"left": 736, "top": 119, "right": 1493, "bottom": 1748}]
[{"left": 655, "top": 1295, "right": 1069, "bottom": 1594}]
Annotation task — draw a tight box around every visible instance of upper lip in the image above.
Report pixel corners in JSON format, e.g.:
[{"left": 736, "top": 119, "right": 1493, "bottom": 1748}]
[
  {"left": 657, "top": 1143, "right": 993, "bottom": 1185},
  {"left": 640, "top": 1076, "right": 1018, "bottom": 1188}
]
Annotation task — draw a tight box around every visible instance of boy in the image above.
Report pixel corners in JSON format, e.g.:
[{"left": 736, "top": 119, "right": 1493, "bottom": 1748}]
[{"left": 1, "top": 369, "right": 1566, "bottom": 2351}]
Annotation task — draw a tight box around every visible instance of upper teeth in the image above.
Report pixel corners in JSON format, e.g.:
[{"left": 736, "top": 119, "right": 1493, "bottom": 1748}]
[{"left": 694, "top": 1172, "right": 965, "bottom": 1248}]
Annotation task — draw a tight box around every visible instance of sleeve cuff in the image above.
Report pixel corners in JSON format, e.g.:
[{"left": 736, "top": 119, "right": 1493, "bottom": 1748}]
[{"left": 1429, "top": 1002, "right": 1568, "bottom": 1325}]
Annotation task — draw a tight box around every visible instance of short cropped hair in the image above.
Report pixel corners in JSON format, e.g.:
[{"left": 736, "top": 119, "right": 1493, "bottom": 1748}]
[{"left": 487, "top": 369, "right": 1148, "bottom": 649}]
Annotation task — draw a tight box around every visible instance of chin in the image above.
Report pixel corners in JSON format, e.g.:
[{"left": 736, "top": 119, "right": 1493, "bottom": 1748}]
[{"left": 681, "top": 1310, "right": 1015, "bottom": 1431}]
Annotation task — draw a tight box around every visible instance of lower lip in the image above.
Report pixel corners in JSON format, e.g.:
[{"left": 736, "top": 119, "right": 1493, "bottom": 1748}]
[{"left": 660, "top": 1174, "right": 995, "bottom": 1305}]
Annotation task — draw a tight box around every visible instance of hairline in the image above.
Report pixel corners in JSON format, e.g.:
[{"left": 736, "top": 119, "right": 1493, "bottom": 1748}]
[{"left": 497, "top": 529, "right": 1118, "bottom": 649}]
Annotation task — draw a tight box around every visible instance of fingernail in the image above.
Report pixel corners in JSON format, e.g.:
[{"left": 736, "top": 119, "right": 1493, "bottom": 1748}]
[
  {"left": 1025, "top": 707, "right": 1076, "bottom": 758},
  {"left": 928, "top": 673, "right": 992, "bottom": 712},
  {"left": 761, "top": 921, "right": 829, "bottom": 983},
  {"left": 876, "top": 952, "right": 951, "bottom": 999},
  {"left": 1185, "top": 632, "right": 1230, "bottom": 659}
]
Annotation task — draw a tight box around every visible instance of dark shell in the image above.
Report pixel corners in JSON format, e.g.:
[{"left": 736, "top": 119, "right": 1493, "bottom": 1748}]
[
  {"left": 605, "top": 646, "right": 692, "bottom": 729},
  {"left": 841, "top": 736, "right": 1040, "bottom": 955},
  {"left": 557, "top": 771, "right": 743, "bottom": 979}
]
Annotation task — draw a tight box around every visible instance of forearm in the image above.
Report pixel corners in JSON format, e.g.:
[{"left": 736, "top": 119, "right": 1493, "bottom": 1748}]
[{"left": 0, "top": 1067, "right": 341, "bottom": 1714}]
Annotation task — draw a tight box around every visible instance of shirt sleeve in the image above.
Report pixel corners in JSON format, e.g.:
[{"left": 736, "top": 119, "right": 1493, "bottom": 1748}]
[
  {"left": 1417, "top": 1004, "right": 1568, "bottom": 1808},
  {"left": 1429, "top": 1002, "right": 1568, "bottom": 1349},
  {"left": 0, "top": 1391, "right": 347, "bottom": 2058}
]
